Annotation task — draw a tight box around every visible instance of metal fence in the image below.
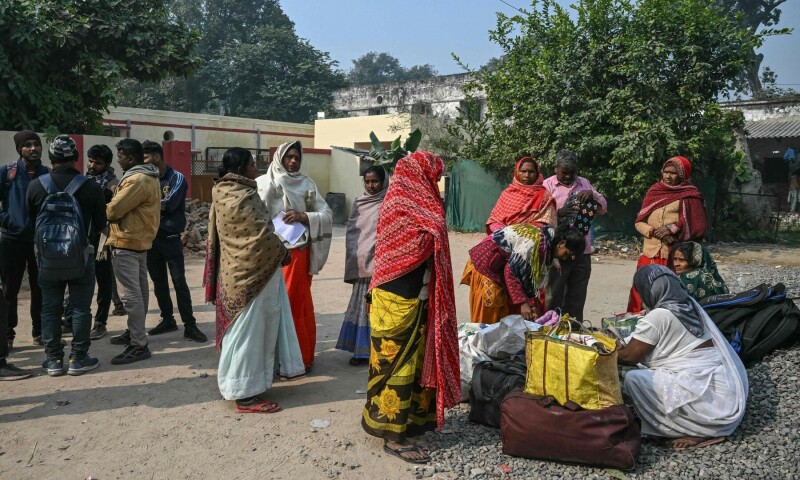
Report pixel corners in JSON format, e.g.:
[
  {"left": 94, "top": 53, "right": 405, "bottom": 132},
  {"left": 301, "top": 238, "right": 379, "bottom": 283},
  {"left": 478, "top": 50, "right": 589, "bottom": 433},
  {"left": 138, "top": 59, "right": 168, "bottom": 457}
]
[{"left": 190, "top": 147, "right": 272, "bottom": 176}]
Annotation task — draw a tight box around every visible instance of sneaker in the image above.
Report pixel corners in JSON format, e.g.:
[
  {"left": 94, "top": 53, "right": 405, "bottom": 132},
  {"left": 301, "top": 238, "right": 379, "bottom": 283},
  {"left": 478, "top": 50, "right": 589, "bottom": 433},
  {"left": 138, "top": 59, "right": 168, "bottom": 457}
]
[
  {"left": 111, "top": 345, "right": 151, "bottom": 365},
  {"left": 110, "top": 329, "right": 131, "bottom": 346},
  {"left": 68, "top": 356, "right": 100, "bottom": 375},
  {"left": 112, "top": 306, "right": 127, "bottom": 316},
  {"left": 183, "top": 323, "right": 208, "bottom": 343},
  {"left": 32, "top": 336, "right": 43, "bottom": 346},
  {"left": 42, "top": 358, "right": 65, "bottom": 376},
  {"left": 148, "top": 319, "right": 178, "bottom": 336},
  {"left": 0, "top": 362, "right": 32, "bottom": 380},
  {"left": 90, "top": 323, "right": 107, "bottom": 340}
]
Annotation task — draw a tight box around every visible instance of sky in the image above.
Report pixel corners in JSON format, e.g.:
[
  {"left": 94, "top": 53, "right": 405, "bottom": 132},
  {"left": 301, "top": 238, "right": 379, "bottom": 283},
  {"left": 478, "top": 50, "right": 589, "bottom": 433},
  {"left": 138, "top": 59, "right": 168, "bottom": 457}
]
[{"left": 282, "top": 0, "right": 800, "bottom": 89}]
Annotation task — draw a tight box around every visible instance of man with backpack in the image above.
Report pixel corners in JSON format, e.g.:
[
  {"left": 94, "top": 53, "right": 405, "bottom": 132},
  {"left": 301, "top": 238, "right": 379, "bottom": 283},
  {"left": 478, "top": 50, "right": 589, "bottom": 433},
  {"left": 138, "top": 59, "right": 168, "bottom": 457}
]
[
  {"left": 141, "top": 141, "right": 206, "bottom": 342},
  {"left": 27, "top": 135, "right": 107, "bottom": 376},
  {"left": 0, "top": 130, "right": 49, "bottom": 351},
  {"left": 106, "top": 139, "right": 161, "bottom": 365}
]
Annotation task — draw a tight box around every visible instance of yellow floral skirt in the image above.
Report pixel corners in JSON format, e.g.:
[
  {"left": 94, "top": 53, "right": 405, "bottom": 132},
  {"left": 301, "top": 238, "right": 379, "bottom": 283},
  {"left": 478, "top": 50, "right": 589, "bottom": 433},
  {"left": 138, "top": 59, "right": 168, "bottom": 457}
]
[{"left": 361, "top": 287, "right": 437, "bottom": 441}]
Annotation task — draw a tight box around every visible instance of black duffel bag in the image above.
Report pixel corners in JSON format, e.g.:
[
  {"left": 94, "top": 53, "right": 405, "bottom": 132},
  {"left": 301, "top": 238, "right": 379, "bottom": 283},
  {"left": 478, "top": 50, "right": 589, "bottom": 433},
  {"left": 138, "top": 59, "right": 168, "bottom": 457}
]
[{"left": 468, "top": 359, "right": 526, "bottom": 428}]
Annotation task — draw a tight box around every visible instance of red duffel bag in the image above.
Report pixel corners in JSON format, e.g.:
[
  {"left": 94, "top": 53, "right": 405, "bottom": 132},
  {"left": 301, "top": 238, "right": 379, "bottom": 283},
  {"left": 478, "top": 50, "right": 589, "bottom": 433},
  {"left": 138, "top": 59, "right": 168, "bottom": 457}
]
[{"left": 500, "top": 389, "right": 641, "bottom": 470}]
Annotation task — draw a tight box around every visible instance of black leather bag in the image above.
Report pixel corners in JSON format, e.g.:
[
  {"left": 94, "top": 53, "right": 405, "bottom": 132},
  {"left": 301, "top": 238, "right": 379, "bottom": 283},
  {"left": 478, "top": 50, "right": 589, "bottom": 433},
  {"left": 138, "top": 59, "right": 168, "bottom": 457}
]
[{"left": 468, "top": 359, "right": 526, "bottom": 428}]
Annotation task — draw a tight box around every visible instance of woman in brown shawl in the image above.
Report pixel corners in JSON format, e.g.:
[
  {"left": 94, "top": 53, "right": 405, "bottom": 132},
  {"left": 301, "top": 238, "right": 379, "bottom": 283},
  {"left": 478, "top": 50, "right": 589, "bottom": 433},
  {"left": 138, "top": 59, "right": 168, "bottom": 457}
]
[
  {"left": 204, "top": 148, "right": 305, "bottom": 413},
  {"left": 336, "top": 166, "right": 387, "bottom": 366}
]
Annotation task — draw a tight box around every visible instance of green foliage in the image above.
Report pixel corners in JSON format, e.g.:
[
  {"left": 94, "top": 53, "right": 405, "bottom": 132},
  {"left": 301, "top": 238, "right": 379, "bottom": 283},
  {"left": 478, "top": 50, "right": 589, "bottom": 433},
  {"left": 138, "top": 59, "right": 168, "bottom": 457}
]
[
  {"left": 465, "top": 0, "right": 756, "bottom": 202},
  {"left": 0, "top": 0, "right": 199, "bottom": 133},
  {"left": 347, "top": 52, "right": 438, "bottom": 85},
  {"left": 115, "top": 0, "right": 346, "bottom": 122},
  {"left": 366, "top": 129, "right": 423, "bottom": 173}
]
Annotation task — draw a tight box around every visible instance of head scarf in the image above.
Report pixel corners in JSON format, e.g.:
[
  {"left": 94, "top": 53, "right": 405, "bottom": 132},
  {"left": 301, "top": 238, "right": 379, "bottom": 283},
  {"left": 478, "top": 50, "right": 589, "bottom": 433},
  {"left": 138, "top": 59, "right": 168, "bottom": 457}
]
[
  {"left": 486, "top": 156, "right": 556, "bottom": 233},
  {"left": 14, "top": 130, "right": 41, "bottom": 154},
  {"left": 344, "top": 175, "right": 388, "bottom": 283},
  {"left": 669, "top": 241, "right": 728, "bottom": 301},
  {"left": 633, "top": 265, "right": 705, "bottom": 337},
  {"left": 486, "top": 224, "right": 553, "bottom": 298},
  {"left": 635, "top": 157, "right": 707, "bottom": 241},
  {"left": 369, "top": 151, "right": 458, "bottom": 427}
]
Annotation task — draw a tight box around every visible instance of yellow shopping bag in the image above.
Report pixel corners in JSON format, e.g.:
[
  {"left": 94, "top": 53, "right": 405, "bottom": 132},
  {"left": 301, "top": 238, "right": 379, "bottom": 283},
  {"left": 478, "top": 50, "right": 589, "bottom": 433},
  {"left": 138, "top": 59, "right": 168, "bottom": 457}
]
[{"left": 524, "top": 317, "right": 623, "bottom": 410}]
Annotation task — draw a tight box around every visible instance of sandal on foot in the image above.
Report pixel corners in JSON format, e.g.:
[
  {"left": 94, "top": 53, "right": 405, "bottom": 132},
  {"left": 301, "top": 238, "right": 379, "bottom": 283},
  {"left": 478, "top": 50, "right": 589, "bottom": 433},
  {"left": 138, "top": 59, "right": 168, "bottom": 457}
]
[
  {"left": 349, "top": 357, "right": 367, "bottom": 366},
  {"left": 235, "top": 401, "right": 281, "bottom": 414},
  {"left": 672, "top": 436, "right": 725, "bottom": 451},
  {"left": 383, "top": 444, "right": 430, "bottom": 464}
]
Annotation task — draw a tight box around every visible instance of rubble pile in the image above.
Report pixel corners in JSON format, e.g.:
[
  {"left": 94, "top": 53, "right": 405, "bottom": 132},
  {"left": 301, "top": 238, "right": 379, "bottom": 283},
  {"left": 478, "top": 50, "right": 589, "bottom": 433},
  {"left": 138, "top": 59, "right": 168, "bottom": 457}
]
[{"left": 182, "top": 199, "right": 210, "bottom": 254}]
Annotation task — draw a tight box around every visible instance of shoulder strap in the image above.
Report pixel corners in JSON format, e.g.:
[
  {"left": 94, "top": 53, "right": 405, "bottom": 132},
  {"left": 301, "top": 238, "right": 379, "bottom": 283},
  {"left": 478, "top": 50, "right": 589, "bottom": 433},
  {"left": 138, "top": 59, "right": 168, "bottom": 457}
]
[
  {"left": 64, "top": 175, "right": 88, "bottom": 195},
  {"left": 39, "top": 174, "right": 57, "bottom": 195},
  {"left": 472, "top": 361, "right": 490, "bottom": 401}
]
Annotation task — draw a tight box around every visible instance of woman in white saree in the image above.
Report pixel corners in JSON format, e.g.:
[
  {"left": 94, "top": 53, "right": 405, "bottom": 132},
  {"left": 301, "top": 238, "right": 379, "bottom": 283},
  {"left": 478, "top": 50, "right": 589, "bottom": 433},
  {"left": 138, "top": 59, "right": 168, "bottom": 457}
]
[{"left": 619, "top": 265, "right": 748, "bottom": 450}]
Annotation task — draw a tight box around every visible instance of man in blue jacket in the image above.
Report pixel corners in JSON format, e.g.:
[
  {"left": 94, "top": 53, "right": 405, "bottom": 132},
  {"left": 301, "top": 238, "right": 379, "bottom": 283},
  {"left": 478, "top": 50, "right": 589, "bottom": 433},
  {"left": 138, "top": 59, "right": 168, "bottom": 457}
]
[
  {"left": 0, "top": 130, "right": 49, "bottom": 351},
  {"left": 142, "top": 141, "right": 206, "bottom": 342}
]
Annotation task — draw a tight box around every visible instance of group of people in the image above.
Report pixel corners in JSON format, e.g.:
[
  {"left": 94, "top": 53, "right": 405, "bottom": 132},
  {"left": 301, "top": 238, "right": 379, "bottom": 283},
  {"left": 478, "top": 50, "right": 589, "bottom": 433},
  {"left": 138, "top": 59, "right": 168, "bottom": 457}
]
[{"left": 0, "top": 131, "right": 206, "bottom": 380}]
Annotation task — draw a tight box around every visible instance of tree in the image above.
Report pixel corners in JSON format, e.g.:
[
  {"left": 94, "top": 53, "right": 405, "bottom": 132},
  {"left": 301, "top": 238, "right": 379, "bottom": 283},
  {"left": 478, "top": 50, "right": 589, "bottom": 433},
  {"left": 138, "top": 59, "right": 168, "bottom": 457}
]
[
  {"left": 464, "top": 0, "right": 756, "bottom": 201},
  {"left": 347, "top": 52, "right": 438, "bottom": 85},
  {"left": 0, "top": 0, "right": 198, "bottom": 133},
  {"left": 716, "top": 0, "right": 791, "bottom": 97}
]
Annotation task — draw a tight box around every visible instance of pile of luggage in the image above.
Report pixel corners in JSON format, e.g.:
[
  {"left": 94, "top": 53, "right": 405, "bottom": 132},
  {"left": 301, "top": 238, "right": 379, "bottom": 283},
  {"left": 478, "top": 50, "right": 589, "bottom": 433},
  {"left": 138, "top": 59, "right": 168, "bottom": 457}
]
[{"left": 468, "top": 315, "right": 641, "bottom": 470}]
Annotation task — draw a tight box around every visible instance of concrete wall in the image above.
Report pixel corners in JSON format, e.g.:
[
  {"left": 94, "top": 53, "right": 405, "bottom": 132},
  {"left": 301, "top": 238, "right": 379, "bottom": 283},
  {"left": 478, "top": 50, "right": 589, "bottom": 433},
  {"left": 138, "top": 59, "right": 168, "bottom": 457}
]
[{"left": 722, "top": 96, "right": 800, "bottom": 122}]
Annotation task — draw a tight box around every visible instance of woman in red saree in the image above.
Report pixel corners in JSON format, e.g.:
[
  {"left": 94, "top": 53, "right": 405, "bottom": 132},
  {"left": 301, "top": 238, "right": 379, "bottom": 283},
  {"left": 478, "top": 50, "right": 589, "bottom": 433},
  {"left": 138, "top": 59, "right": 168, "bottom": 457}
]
[
  {"left": 627, "top": 156, "right": 707, "bottom": 312},
  {"left": 461, "top": 156, "right": 557, "bottom": 324}
]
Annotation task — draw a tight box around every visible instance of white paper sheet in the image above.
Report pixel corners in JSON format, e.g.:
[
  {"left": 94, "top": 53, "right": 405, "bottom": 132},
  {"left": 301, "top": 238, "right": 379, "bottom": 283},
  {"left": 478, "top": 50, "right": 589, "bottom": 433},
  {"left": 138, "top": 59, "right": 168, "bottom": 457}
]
[{"left": 272, "top": 211, "right": 307, "bottom": 245}]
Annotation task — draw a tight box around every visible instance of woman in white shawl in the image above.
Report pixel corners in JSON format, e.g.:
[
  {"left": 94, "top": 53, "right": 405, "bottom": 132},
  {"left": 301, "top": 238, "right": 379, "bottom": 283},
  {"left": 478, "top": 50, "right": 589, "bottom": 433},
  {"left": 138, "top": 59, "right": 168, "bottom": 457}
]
[
  {"left": 336, "top": 165, "right": 387, "bottom": 366},
  {"left": 256, "top": 141, "right": 333, "bottom": 371},
  {"left": 619, "top": 265, "right": 748, "bottom": 450}
]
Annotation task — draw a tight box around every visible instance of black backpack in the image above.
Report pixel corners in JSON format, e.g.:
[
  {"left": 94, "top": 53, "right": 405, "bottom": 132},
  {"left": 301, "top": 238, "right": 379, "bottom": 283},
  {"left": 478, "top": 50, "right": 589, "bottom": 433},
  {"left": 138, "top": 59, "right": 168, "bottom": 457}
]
[
  {"left": 469, "top": 359, "right": 527, "bottom": 428},
  {"left": 701, "top": 283, "right": 800, "bottom": 365}
]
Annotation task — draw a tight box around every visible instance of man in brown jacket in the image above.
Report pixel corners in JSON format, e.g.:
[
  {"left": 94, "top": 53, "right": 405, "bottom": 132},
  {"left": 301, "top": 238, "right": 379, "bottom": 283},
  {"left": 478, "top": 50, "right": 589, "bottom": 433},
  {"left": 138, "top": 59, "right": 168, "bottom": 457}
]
[{"left": 107, "top": 139, "right": 161, "bottom": 365}]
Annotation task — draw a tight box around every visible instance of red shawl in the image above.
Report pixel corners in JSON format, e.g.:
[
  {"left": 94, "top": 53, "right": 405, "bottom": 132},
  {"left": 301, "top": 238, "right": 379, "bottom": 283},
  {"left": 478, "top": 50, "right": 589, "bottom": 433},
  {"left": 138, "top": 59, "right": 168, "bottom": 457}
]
[
  {"left": 636, "top": 157, "right": 707, "bottom": 241},
  {"left": 369, "top": 151, "right": 458, "bottom": 427},
  {"left": 486, "top": 157, "right": 556, "bottom": 234}
]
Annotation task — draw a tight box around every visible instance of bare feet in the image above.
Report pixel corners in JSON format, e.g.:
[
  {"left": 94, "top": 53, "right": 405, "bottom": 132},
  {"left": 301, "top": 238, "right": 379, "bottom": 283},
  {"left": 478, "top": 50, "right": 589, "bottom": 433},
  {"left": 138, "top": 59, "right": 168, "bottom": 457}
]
[
  {"left": 384, "top": 440, "right": 431, "bottom": 463},
  {"left": 671, "top": 436, "right": 725, "bottom": 451}
]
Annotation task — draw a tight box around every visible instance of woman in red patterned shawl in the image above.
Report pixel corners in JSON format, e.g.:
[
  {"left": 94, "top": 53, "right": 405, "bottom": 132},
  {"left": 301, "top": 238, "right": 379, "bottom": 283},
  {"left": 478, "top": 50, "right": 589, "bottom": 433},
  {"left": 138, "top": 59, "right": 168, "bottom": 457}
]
[
  {"left": 461, "top": 156, "right": 557, "bottom": 324},
  {"left": 627, "top": 156, "right": 707, "bottom": 312},
  {"left": 362, "top": 151, "right": 457, "bottom": 464}
]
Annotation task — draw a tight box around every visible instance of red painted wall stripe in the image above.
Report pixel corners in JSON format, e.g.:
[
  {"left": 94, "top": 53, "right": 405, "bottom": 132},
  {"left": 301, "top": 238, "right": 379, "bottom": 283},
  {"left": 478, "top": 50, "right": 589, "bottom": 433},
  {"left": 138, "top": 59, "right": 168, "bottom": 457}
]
[{"left": 103, "top": 118, "right": 314, "bottom": 138}]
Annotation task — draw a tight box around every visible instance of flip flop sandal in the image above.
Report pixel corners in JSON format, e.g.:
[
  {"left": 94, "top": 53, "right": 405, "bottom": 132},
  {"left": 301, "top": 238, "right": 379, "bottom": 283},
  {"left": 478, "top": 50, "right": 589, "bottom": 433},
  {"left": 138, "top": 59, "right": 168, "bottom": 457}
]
[
  {"left": 383, "top": 444, "right": 430, "bottom": 464},
  {"left": 672, "top": 436, "right": 725, "bottom": 451},
  {"left": 235, "top": 401, "right": 281, "bottom": 414}
]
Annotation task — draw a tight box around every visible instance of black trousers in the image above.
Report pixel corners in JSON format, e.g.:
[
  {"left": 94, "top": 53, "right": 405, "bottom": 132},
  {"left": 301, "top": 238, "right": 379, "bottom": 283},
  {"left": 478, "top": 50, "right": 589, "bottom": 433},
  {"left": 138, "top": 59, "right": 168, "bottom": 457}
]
[
  {"left": 147, "top": 235, "right": 196, "bottom": 324},
  {"left": 0, "top": 238, "right": 42, "bottom": 340},
  {"left": 0, "top": 291, "right": 9, "bottom": 359},
  {"left": 546, "top": 253, "right": 592, "bottom": 323}
]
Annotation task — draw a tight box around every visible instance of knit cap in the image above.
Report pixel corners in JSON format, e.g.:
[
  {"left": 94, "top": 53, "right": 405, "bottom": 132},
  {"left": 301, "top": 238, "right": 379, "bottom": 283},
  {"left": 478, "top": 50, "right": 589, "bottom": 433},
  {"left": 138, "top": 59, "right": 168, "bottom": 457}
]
[
  {"left": 13, "top": 130, "right": 41, "bottom": 153},
  {"left": 49, "top": 135, "right": 79, "bottom": 162}
]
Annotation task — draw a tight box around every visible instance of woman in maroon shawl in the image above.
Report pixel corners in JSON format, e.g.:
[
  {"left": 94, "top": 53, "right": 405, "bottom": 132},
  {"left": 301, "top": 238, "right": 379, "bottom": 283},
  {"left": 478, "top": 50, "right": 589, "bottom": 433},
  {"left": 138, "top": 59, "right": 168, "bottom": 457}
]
[{"left": 627, "top": 156, "right": 707, "bottom": 312}]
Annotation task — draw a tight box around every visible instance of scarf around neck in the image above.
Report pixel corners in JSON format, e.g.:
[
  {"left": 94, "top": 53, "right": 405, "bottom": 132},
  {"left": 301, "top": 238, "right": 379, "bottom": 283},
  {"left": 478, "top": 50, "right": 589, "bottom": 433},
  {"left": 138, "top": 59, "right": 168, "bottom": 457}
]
[
  {"left": 344, "top": 184, "right": 387, "bottom": 283},
  {"left": 486, "top": 157, "right": 555, "bottom": 233}
]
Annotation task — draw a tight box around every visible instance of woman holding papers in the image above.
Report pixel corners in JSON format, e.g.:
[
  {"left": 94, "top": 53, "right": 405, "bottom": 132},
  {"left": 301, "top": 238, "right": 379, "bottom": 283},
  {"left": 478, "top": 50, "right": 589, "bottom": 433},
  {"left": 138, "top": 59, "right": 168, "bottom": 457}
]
[{"left": 257, "top": 141, "right": 333, "bottom": 371}]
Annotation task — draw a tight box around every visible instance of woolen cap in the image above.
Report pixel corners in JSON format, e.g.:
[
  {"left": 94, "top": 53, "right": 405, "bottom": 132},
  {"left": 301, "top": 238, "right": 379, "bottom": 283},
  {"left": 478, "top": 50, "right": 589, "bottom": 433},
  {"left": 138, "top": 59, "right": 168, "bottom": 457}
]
[
  {"left": 14, "top": 130, "right": 41, "bottom": 154},
  {"left": 49, "top": 135, "right": 79, "bottom": 163}
]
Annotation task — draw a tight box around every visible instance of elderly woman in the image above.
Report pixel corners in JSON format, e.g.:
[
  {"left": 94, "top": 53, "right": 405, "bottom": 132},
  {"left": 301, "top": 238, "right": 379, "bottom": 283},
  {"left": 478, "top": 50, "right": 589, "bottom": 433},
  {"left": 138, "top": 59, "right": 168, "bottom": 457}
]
[
  {"left": 461, "top": 156, "right": 557, "bottom": 324},
  {"left": 363, "top": 151, "right": 458, "bottom": 464},
  {"left": 619, "top": 265, "right": 747, "bottom": 451},
  {"left": 627, "top": 156, "right": 707, "bottom": 312},
  {"left": 337, "top": 166, "right": 387, "bottom": 366},
  {"left": 204, "top": 148, "right": 305, "bottom": 413},
  {"left": 468, "top": 223, "right": 585, "bottom": 320},
  {"left": 670, "top": 241, "right": 728, "bottom": 301},
  {"left": 257, "top": 141, "right": 333, "bottom": 371}
]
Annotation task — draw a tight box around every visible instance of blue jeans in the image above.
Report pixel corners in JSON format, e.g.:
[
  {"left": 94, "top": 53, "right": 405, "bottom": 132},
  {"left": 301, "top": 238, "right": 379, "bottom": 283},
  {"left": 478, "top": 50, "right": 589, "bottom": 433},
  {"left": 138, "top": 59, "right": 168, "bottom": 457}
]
[{"left": 40, "top": 259, "right": 96, "bottom": 360}]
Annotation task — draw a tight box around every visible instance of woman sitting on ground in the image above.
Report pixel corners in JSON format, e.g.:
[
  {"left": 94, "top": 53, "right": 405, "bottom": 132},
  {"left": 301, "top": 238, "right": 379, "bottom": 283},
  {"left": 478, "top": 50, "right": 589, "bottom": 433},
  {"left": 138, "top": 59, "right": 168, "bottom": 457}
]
[
  {"left": 619, "top": 265, "right": 747, "bottom": 451},
  {"left": 337, "top": 165, "right": 388, "bottom": 366},
  {"left": 204, "top": 148, "right": 305, "bottom": 414},
  {"left": 461, "top": 156, "right": 557, "bottom": 324},
  {"left": 670, "top": 241, "right": 728, "bottom": 302},
  {"left": 468, "top": 223, "right": 585, "bottom": 320}
]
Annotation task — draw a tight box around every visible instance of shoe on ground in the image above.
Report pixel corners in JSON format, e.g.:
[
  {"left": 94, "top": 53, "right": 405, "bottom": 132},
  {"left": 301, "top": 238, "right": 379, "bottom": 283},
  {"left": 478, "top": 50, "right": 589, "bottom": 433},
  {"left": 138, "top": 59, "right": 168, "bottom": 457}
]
[
  {"left": 32, "top": 336, "right": 43, "bottom": 346},
  {"left": 68, "top": 356, "right": 100, "bottom": 376},
  {"left": 42, "top": 358, "right": 65, "bottom": 377},
  {"left": 110, "top": 329, "right": 131, "bottom": 346},
  {"left": 0, "top": 362, "right": 32, "bottom": 380},
  {"left": 90, "top": 323, "right": 107, "bottom": 340},
  {"left": 148, "top": 319, "right": 178, "bottom": 336},
  {"left": 183, "top": 323, "right": 208, "bottom": 342},
  {"left": 112, "top": 306, "right": 127, "bottom": 316},
  {"left": 111, "top": 345, "right": 151, "bottom": 365}
]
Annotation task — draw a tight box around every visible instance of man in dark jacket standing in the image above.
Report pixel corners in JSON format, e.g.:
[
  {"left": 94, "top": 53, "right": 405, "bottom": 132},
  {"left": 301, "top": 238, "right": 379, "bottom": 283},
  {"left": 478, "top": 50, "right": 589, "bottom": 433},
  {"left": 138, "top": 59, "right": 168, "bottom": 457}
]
[
  {"left": 27, "top": 135, "right": 107, "bottom": 376},
  {"left": 0, "top": 130, "right": 49, "bottom": 350},
  {"left": 142, "top": 141, "right": 206, "bottom": 342}
]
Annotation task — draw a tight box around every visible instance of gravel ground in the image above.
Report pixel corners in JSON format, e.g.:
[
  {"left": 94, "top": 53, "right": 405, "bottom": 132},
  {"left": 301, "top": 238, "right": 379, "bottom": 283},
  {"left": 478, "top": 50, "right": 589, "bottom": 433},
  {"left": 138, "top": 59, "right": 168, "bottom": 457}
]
[{"left": 414, "top": 264, "right": 800, "bottom": 480}]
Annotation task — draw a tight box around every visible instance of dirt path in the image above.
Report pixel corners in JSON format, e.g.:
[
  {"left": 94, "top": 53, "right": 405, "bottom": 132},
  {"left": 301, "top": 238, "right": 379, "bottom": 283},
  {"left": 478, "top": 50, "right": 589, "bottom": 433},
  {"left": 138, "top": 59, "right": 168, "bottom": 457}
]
[{"left": 1, "top": 228, "right": 640, "bottom": 480}]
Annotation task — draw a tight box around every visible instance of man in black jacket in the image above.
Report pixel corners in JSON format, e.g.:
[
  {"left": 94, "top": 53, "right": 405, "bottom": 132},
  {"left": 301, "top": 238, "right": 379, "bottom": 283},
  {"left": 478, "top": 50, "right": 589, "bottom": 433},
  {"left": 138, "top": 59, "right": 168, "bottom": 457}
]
[{"left": 27, "top": 135, "right": 107, "bottom": 376}]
